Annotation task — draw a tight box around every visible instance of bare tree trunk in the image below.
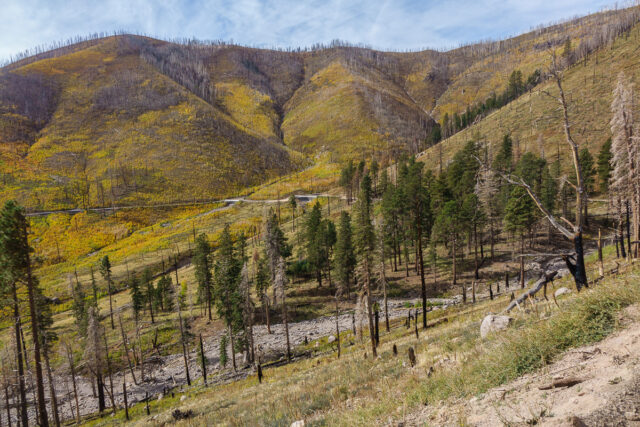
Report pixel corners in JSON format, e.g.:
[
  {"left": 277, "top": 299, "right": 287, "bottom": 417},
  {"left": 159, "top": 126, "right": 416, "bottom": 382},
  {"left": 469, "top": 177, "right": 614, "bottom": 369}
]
[
  {"left": 520, "top": 234, "right": 525, "bottom": 289},
  {"left": 598, "top": 228, "right": 604, "bottom": 278},
  {"left": 63, "top": 343, "right": 81, "bottom": 424},
  {"left": 335, "top": 296, "right": 341, "bottom": 358},
  {"left": 364, "top": 259, "right": 377, "bottom": 358},
  {"left": 118, "top": 316, "right": 138, "bottom": 385},
  {"left": 43, "top": 349, "right": 60, "bottom": 427},
  {"left": 282, "top": 292, "right": 291, "bottom": 362},
  {"left": 228, "top": 325, "right": 237, "bottom": 372},
  {"left": 11, "top": 283, "right": 28, "bottom": 427},
  {"left": 23, "top": 232, "right": 49, "bottom": 427},
  {"left": 264, "top": 295, "right": 272, "bottom": 334},
  {"left": 102, "top": 336, "right": 115, "bottom": 414}
]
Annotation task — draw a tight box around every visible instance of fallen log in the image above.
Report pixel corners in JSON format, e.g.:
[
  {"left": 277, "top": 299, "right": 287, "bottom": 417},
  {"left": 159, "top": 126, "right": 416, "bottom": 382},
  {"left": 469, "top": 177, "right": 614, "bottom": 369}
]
[
  {"left": 538, "top": 376, "right": 584, "bottom": 390},
  {"left": 503, "top": 271, "right": 558, "bottom": 313}
]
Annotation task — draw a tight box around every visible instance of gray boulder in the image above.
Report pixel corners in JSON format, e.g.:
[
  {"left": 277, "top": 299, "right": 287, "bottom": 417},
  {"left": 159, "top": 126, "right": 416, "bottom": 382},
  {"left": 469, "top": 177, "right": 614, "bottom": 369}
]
[
  {"left": 480, "top": 315, "right": 513, "bottom": 338},
  {"left": 554, "top": 287, "right": 572, "bottom": 297}
]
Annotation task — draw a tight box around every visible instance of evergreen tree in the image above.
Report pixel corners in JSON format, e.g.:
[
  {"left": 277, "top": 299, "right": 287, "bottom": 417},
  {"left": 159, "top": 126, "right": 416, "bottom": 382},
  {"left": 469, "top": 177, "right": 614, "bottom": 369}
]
[
  {"left": 69, "top": 273, "right": 88, "bottom": 336},
  {"left": 193, "top": 233, "right": 214, "bottom": 320},
  {"left": 84, "top": 307, "right": 106, "bottom": 413},
  {"left": 321, "top": 218, "right": 337, "bottom": 287},
  {"left": 289, "top": 195, "right": 297, "bottom": 231},
  {"left": 334, "top": 211, "right": 356, "bottom": 298},
  {"left": 597, "top": 138, "right": 613, "bottom": 192},
  {"left": 353, "top": 174, "right": 377, "bottom": 357},
  {"left": 98, "top": 255, "right": 115, "bottom": 329},
  {"left": 129, "top": 274, "right": 144, "bottom": 321},
  {"left": 493, "top": 134, "right": 514, "bottom": 172},
  {"left": 433, "top": 201, "right": 463, "bottom": 297},
  {"left": 255, "top": 251, "right": 272, "bottom": 334},
  {"left": 339, "top": 160, "right": 356, "bottom": 204},
  {"left": 0, "top": 201, "right": 49, "bottom": 425},
  {"left": 142, "top": 267, "right": 155, "bottom": 323},
  {"left": 304, "top": 202, "right": 325, "bottom": 287},
  {"left": 405, "top": 157, "right": 432, "bottom": 328},
  {"left": 264, "top": 210, "right": 290, "bottom": 304},
  {"left": 213, "top": 225, "right": 243, "bottom": 371}
]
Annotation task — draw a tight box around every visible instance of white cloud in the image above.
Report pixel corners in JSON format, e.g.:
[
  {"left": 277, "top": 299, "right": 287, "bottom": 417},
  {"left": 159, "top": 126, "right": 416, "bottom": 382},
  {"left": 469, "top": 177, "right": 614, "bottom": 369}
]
[{"left": 0, "top": 0, "right": 616, "bottom": 62}]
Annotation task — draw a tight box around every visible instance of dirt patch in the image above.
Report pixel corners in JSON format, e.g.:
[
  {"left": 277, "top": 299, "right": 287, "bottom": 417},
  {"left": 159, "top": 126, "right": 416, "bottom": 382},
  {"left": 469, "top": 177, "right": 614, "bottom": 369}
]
[{"left": 405, "top": 304, "right": 640, "bottom": 426}]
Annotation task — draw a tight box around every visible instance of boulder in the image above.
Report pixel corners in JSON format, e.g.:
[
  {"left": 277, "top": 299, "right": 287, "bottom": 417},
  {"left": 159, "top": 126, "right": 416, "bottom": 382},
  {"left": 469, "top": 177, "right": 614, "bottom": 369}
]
[
  {"left": 480, "top": 315, "right": 513, "bottom": 338},
  {"left": 291, "top": 421, "right": 305, "bottom": 427},
  {"left": 180, "top": 395, "right": 188, "bottom": 402},
  {"left": 328, "top": 335, "right": 336, "bottom": 344},
  {"left": 554, "top": 287, "right": 572, "bottom": 297}
]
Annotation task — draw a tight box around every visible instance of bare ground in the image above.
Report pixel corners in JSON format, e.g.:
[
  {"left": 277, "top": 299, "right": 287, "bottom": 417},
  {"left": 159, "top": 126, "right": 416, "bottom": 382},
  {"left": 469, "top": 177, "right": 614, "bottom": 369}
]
[{"left": 404, "top": 304, "right": 640, "bottom": 426}]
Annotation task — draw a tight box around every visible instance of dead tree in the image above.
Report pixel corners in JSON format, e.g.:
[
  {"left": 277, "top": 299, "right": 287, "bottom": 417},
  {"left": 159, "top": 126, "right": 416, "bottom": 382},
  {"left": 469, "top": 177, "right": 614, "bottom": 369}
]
[{"left": 504, "top": 271, "right": 557, "bottom": 313}]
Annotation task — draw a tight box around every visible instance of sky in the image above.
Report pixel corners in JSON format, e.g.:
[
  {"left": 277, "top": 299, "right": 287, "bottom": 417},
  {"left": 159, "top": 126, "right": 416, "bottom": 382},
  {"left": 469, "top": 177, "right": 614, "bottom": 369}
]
[{"left": 0, "top": 0, "right": 618, "bottom": 62}]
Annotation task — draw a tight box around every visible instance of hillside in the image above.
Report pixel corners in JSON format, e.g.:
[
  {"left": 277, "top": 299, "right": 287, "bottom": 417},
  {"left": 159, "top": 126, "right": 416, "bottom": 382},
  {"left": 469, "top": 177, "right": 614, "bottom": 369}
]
[{"left": 1, "top": 6, "right": 638, "bottom": 209}]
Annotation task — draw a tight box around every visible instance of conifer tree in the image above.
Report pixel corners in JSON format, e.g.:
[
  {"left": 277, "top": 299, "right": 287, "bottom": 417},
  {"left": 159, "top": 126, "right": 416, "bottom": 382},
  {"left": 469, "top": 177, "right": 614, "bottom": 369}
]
[
  {"left": 255, "top": 252, "right": 272, "bottom": 333},
  {"left": 264, "top": 210, "right": 290, "bottom": 304},
  {"left": 142, "top": 267, "right": 155, "bottom": 324},
  {"left": 99, "top": 255, "right": 115, "bottom": 329},
  {"left": 597, "top": 138, "right": 612, "bottom": 192},
  {"left": 213, "top": 225, "right": 243, "bottom": 372},
  {"left": 304, "top": 202, "right": 325, "bottom": 287},
  {"left": 129, "top": 274, "right": 144, "bottom": 321},
  {"left": 289, "top": 195, "right": 297, "bottom": 232},
  {"left": 353, "top": 174, "right": 377, "bottom": 357},
  {"left": 193, "top": 233, "right": 214, "bottom": 320},
  {"left": 335, "top": 211, "right": 356, "bottom": 298},
  {"left": 85, "top": 307, "right": 106, "bottom": 413},
  {"left": 0, "top": 201, "right": 49, "bottom": 426},
  {"left": 405, "top": 158, "right": 432, "bottom": 328},
  {"left": 69, "top": 273, "right": 88, "bottom": 336}
]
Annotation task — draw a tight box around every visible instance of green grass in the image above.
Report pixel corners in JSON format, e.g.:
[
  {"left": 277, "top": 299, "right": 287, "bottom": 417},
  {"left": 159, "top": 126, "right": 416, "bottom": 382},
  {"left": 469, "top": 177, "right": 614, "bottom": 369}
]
[{"left": 83, "top": 261, "right": 640, "bottom": 426}]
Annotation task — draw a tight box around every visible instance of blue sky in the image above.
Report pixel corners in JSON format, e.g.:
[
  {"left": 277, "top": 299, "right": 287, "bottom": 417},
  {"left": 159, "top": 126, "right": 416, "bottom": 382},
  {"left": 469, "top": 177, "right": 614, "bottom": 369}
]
[{"left": 1, "top": 0, "right": 617, "bottom": 62}]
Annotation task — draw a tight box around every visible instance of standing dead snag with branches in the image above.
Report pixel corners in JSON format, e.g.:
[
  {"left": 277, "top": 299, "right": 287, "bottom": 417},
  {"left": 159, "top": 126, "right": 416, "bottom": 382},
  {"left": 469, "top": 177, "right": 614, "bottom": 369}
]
[{"left": 484, "top": 54, "right": 588, "bottom": 291}]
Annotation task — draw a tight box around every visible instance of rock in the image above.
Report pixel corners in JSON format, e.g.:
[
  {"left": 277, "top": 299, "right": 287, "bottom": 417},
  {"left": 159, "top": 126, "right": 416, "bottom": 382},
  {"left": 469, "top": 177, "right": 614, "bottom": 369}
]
[
  {"left": 480, "top": 315, "right": 513, "bottom": 338},
  {"left": 328, "top": 335, "right": 336, "bottom": 344},
  {"left": 157, "top": 393, "right": 163, "bottom": 401},
  {"left": 180, "top": 395, "right": 188, "bottom": 402},
  {"left": 554, "top": 287, "right": 572, "bottom": 297},
  {"left": 625, "top": 411, "right": 640, "bottom": 421},
  {"left": 570, "top": 416, "right": 588, "bottom": 427},
  {"left": 315, "top": 341, "right": 320, "bottom": 348},
  {"left": 291, "top": 420, "right": 305, "bottom": 427}
]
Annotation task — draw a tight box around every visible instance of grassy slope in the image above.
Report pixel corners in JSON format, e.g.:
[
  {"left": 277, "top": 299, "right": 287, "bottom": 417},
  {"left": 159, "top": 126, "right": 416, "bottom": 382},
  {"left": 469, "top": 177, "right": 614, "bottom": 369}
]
[
  {"left": 419, "top": 22, "right": 640, "bottom": 174},
  {"left": 81, "top": 248, "right": 640, "bottom": 427}
]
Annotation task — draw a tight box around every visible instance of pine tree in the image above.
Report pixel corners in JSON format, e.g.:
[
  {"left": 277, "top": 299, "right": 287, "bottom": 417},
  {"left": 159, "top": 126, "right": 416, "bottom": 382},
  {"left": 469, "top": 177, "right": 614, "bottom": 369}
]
[
  {"left": 304, "top": 202, "right": 325, "bottom": 287},
  {"left": 129, "top": 274, "right": 144, "bottom": 321},
  {"left": 339, "top": 160, "right": 356, "bottom": 204},
  {"left": 142, "top": 267, "right": 155, "bottom": 323},
  {"left": 433, "top": 201, "right": 463, "bottom": 296},
  {"left": 405, "top": 157, "right": 432, "bottom": 328},
  {"left": 335, "top": 211, "right": 356, "bottom": 298},
  {"left": 193, "top": 233, "right": 214, "bottom": 320},
  {"left": 289, "top": 195, "right": 297, "bottom": 232},
  {"left": 255, "top": 252, "right": 272, "bottom": 334},
  {"left": 98, "top": 255, "right": 115, "bottom": 329},
  {"left": 213, "top": 225, "right": 243, "bottom": 372},
  {"left": 353, "top": 174, "right": 377, "bottom": 358},
  {"left": 597, "top": 138, "right": 612, "bottom": 192},
  {"left": 264, "top": 210, "right": 290, "bottom": 304},
  {"left": 69, "top": 273, "right": 88, "bottom": 336},
  {"left": 0, "top": 201, "right": 49, "bottom": 426},
  {"left": 84, "top": 307, "right": 106, "bottom": 413}
]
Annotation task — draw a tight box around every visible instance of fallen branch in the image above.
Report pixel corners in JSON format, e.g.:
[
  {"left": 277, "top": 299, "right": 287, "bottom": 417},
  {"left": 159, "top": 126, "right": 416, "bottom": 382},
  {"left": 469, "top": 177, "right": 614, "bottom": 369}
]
[
  {"left": 503, "top": 271, "right": 558, "bottom": 313},
  {"left": 538, "top": 376, "right": 584, "bottom": 390}
]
